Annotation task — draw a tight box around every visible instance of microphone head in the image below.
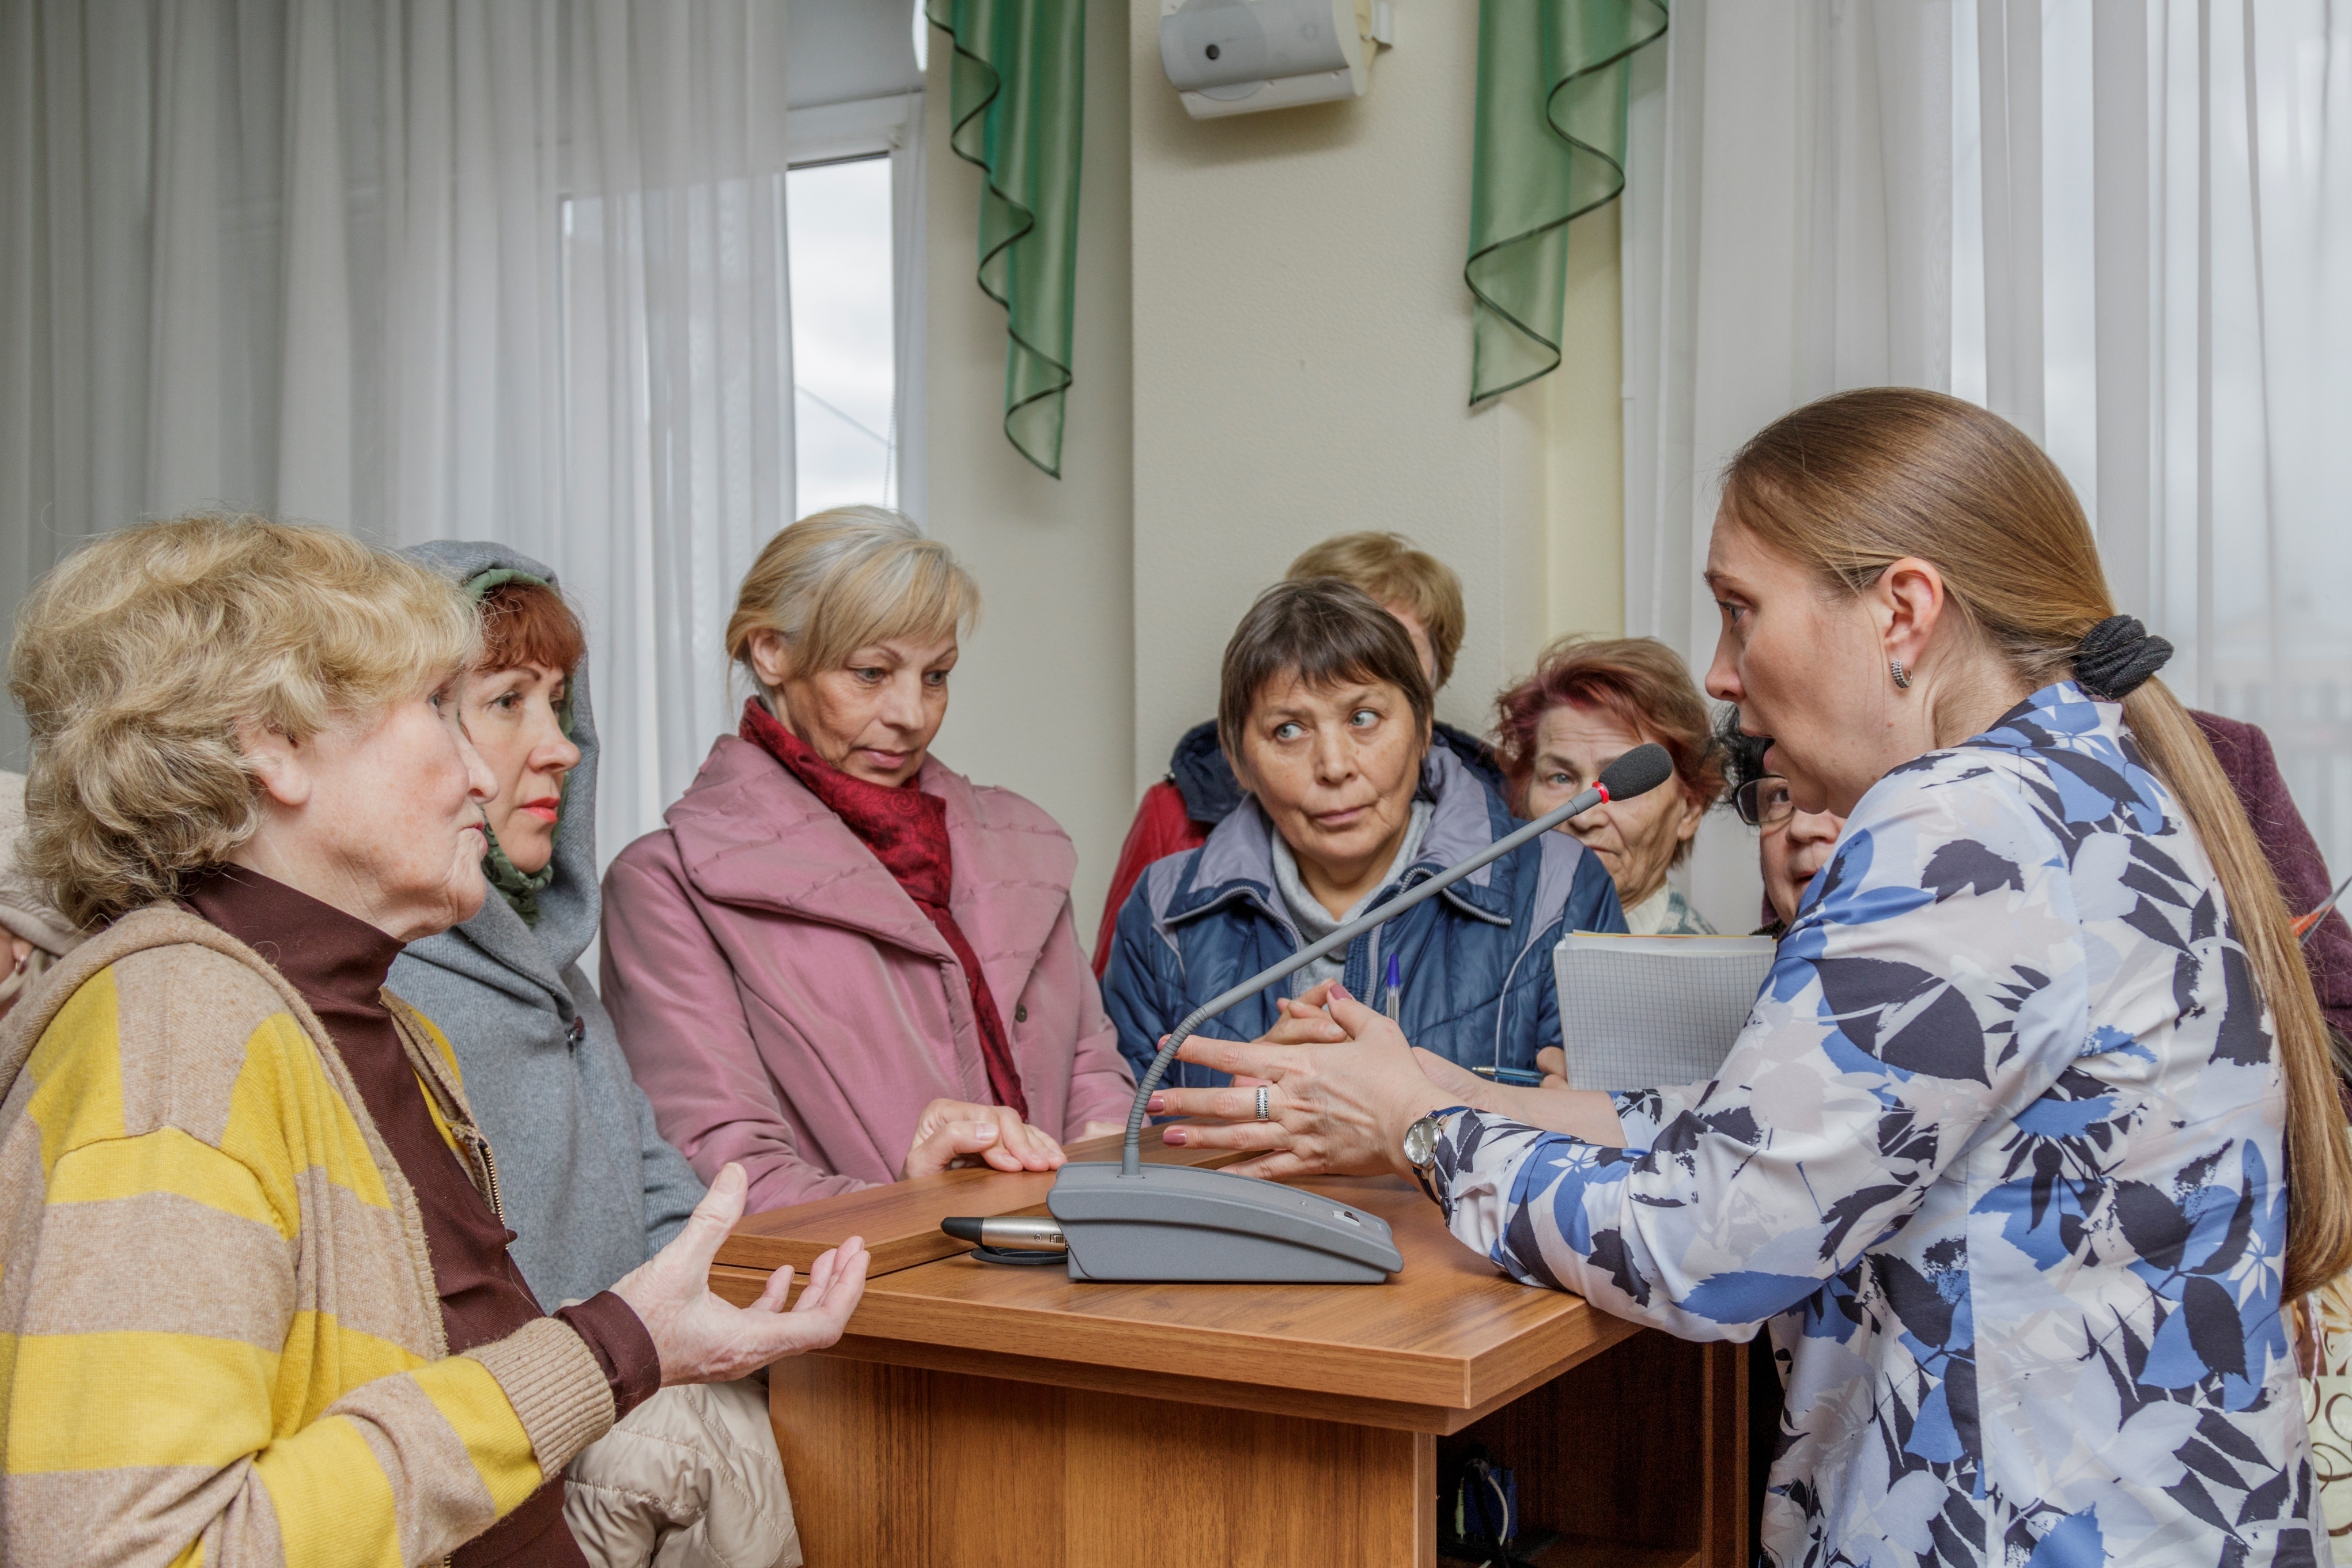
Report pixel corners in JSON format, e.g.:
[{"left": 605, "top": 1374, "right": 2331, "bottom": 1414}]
[{"left": 1598, "top": 743, "right": 1675, "bottom": 803}]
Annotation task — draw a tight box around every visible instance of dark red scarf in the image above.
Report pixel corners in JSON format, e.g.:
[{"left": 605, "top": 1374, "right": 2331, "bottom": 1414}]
[{"left": 740, "top": 699, "right": 1029, "bottom": 1119}]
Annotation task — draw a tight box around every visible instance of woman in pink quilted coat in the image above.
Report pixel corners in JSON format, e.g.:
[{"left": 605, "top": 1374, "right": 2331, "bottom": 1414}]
[{"left": 602, "top": 509, "right": 1135, "bottom": 1214}]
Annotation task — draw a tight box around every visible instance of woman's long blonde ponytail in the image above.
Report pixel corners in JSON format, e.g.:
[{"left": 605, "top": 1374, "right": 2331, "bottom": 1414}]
[
  {"left": 1725, "top": 388, "right": 2352, "bottom": 1301},
  {"left": 2123, "top": 682, "right": 2352, "bottom": 1298}
]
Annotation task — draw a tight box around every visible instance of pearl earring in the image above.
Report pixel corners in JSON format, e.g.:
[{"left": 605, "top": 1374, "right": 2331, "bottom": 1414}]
[{"left": 1890, "top": 659, "right": 1913, "bottom": 688}]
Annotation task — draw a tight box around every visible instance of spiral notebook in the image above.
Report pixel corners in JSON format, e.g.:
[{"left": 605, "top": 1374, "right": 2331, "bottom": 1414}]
[{"left": 1551, "top": 931, "right": 1779, "bottom": 1092}]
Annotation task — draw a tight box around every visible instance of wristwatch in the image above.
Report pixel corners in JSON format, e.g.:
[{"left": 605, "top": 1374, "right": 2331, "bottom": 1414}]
[{"left": 1403, "top": 1110, "right": 1452, "bottom": 1203}]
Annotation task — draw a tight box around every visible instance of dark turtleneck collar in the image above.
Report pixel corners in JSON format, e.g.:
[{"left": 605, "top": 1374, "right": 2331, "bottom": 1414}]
[
  {"left": 178, "top": 860, "right": 653, "bottom": 1567},
  {"left": 180, "top": 863, "right": 403, "bottom": 1021}
]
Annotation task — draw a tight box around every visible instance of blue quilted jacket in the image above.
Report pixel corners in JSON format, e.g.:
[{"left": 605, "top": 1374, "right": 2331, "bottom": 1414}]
[{"left": 1101, "top": 747, "right": 1626, "bottom": 1088}]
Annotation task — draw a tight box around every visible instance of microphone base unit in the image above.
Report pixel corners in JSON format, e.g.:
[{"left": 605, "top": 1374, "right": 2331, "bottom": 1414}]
[{"left": 1045, "top": 1162, "right": 1402, "bottom": 1284}]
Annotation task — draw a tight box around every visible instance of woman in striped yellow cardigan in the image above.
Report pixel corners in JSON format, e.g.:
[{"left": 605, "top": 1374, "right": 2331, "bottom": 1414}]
[{"left": 0, "top": 516, "right": 868, "bottom": 1568}]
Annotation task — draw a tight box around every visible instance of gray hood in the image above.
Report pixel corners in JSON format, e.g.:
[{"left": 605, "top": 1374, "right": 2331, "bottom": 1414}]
[{"left": 400, "top": 539, "right": 601, "bottom": 1001}]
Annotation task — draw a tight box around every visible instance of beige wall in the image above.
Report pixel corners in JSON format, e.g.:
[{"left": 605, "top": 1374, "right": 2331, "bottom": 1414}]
[
  {"left": 1128, "top": 0, "right": 1625, "bottom": 785},
  {"left": 918, "top": 0, "right": 1630, "bottom": 943},
  {"left": 1548, "top": 204, "right": 1627, "bottom": 644},
  {"left": 919, "top": 0, "right": 1137, "bottom": 938}
]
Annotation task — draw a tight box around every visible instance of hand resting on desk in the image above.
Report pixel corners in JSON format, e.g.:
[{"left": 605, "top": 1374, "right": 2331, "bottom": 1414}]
[
  {"left": 1144, "top": 982, "right": 1628, "bottom": 1180},
  {"left": 900, "top": 1097, "right": 1072, "bottom": 1180}
]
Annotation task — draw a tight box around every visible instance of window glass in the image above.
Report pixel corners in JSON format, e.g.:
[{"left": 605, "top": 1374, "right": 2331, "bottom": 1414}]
[{"left": 788, "top": 156, "right": 897, "bottom": 514}]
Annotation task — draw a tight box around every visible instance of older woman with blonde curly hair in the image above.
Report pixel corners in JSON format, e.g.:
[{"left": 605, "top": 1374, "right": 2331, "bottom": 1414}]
[{"left": 0, "top": 515, "right": 866, "bottom": 1568}]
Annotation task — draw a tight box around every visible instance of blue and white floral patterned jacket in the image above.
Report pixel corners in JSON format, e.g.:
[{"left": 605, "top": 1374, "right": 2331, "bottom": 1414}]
[{"left": 1428, "top": 681, "right": 2323, "bottom": 1567}]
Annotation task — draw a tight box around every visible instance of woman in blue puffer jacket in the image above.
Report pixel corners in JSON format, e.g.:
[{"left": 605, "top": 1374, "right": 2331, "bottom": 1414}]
[{"left": 1101, "top": 580, "right": 1625, "bottom": 1090}]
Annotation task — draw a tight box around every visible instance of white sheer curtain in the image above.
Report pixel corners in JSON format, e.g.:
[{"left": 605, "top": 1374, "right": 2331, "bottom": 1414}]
[
  {"left": 0, "top": 0, "right": 794, "bottom": 864},
  {"left": 1621, "top": 0, "right": 2352, "bottom": 928},
  {"left": 1620, "top": 0, "right": 1956, "bottom": 928},
  {"left": 2094, "top": 2, "right": 2352, "bottom": 881}
]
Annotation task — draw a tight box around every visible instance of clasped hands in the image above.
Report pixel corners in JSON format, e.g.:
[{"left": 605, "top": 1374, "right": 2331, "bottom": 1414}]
[{"left": 1142, "top": 980, "right": 1628, "bottom": 1181}]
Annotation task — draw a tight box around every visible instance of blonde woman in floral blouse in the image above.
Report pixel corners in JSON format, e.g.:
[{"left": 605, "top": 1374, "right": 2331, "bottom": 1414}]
[{"left": 1150, "top": 390, "right": 2352, "bottom": 1568}]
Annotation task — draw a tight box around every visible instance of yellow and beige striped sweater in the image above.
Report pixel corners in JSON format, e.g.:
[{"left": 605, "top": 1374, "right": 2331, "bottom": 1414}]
[{"left": 0, "top": 906, "right": 618, "bottom": 1567}]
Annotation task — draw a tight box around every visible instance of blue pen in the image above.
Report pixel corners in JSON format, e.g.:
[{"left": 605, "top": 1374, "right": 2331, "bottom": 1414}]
[
  {"left": 1383, "top": 952, "right": 1402, "bottom": 1021},
  {"left": 1472, "top": 1065, "right": 1546, "bottom": 1087}
]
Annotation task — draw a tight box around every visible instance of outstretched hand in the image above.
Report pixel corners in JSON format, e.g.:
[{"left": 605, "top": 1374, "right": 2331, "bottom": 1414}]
[
  {"left": 611, "top": 1162, "right": 868, "bottom": 1385},
  {"left": 1143, "top": 983, "right": 1451, "bottom": 1180}
]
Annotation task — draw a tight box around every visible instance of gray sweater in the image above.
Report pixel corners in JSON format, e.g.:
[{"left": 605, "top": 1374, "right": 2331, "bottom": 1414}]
[
  {"left": 390, "top": 540, "right": 702, "bottom": 1309},
  {"left": 1268, "top": 797, "right": 1433, "bottom": 995}
]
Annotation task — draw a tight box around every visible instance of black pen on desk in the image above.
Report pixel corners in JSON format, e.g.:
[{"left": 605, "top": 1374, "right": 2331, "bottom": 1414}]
[
  {"left": 1472, "top": 1065, "right": 1546, "bottom": 1087},
  {"left": 1382, "top": 953, "right": 1402, "bottom": 1021}
]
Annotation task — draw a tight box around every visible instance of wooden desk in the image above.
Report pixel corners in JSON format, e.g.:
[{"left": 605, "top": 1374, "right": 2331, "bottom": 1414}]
[{"left": 712, "top": 1134, "right": 1746, "bottom": 1568}]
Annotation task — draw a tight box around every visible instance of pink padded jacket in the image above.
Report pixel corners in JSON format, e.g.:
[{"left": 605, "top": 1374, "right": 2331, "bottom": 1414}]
[{"left": 600, "top": 734, "right": 1137, "bottom": 1215}]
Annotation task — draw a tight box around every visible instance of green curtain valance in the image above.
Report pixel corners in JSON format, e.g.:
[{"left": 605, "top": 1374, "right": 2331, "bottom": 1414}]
[
  {"left": 926, "top": 0, "right": 1087, "bottom": 477},
  {"left": 1466, "top": 0, "right": 1667, "bottom": 404}
]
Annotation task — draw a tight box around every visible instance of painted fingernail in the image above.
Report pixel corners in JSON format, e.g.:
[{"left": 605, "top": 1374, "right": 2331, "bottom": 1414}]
[
  {"left": 1147, "top": 1093, "right": 1166, "bottom": 1113},
  {"left": 1164, "top": 1128, "right": 1188, "bottom": 1146},
  {"left": 1332, "top": 982, "right": 1353, "bottom": 1002}
]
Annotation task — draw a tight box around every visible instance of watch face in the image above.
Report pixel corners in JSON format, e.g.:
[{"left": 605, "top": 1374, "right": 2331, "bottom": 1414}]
[{"left": 1404, "top": 1116, "right": 1439, "bottom": 1168}]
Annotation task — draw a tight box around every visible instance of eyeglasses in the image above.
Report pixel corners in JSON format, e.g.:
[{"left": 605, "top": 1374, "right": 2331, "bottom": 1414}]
[{"left": 1733, "top": 775, "right": 1794, "bottom": 830}]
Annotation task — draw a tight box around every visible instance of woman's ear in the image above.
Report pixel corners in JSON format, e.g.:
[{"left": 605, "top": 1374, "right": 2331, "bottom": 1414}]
[
  {"left": 1874, "top": 556, "right": 1949, "bottom": 676},
  {"left": 1674, "top": 781, "right": 1706, "bottom": 843},
  {"left": 235, "top": 719, "right": 314, "bottom": 809},
  {"left": 746, "top": 628, "right": 793, "bottom": 691}
]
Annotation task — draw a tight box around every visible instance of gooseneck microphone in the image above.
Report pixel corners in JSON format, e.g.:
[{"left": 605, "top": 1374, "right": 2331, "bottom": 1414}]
[
  {"left": 1116, "top": 741, "right": 1675, "bottom": 1175},
  {"left": 940, "top": 741, "right": 1675, "bottom": 1285}
]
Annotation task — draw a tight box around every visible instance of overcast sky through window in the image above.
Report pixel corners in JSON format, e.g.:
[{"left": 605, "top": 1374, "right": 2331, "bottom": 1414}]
[{"left": 788, "top": 156, "right": 896, "bottom": 516}]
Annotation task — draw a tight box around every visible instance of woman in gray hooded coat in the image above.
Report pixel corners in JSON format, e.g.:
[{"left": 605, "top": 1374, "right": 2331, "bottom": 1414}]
[
  {"left": 395, "top": 541, "right": 799, "bottom": 1568},
  {"left": 393, "top": 541, "right": 701, "bottom": 1300}
]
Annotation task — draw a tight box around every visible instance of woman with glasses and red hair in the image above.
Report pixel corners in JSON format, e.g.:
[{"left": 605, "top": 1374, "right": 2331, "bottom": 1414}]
[{"left": 1491, "top": 635, "right": 1726, "bottom": 935}]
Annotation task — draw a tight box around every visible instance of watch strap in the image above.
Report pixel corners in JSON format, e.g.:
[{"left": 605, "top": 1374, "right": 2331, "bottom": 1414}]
[{"left": 1406, "top": 1107, "right": 1468, "bottom": 1205}]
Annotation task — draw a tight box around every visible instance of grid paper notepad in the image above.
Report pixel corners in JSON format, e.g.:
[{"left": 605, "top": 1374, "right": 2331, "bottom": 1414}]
[{"left": 1552, "top": 931, "right": 1779, "bottom": 1092}]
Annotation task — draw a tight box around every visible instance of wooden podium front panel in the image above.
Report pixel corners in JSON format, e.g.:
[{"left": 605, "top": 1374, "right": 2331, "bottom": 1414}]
[
  {"left": 731, "top": 1141, "right": 1746, "bottom": 1566},
  {"left": 770, "top": 1354, "right": 1436, "bottom": 1568},
  {"left": 827, "top": 1173, "right": 1643, "bottom": 1426},
  {"left": 770, "top": 1341, "right": 1744, "bottom": 1568}
]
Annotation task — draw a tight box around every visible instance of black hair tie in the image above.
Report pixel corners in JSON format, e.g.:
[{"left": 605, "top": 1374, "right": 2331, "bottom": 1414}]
[{"left": 2073, "top": 615, "right": 2173, "bottom": 700}]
